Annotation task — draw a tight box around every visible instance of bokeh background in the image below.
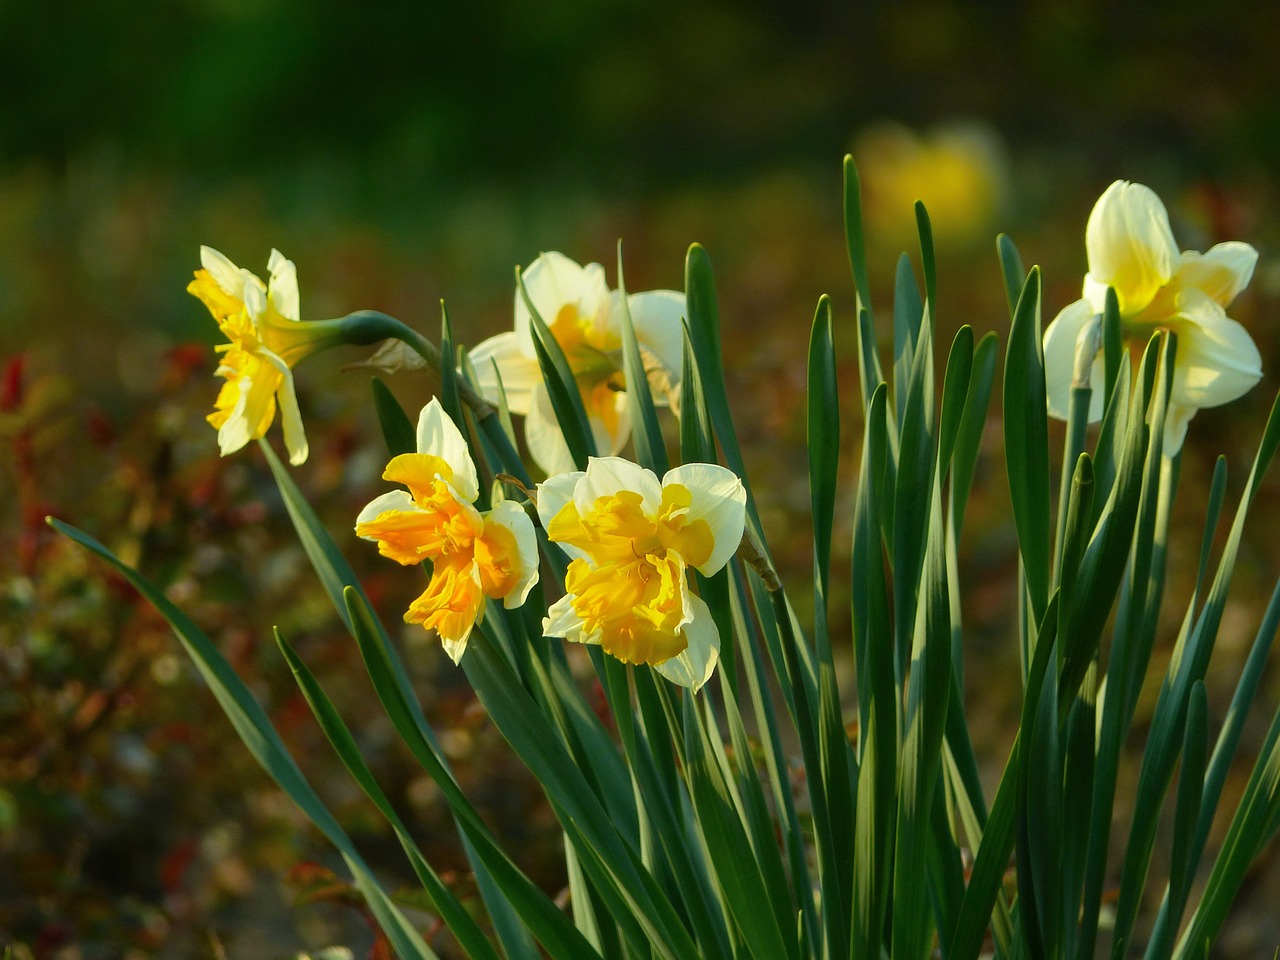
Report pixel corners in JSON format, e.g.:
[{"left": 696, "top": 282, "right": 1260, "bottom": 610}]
[{"left": 6, "top": 1, "right": 1280, "bottom": 956}]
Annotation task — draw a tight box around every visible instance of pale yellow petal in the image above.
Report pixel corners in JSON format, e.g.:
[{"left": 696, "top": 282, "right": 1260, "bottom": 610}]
[
  {"left": 470, "top": 331, "right": 540, "bottom": 415},
  {"left": 267, "top": 249, "right": 300, "bottom": 321},
  {"left": 543, "top": 592, "right": 592, "bottom": 643},
  {"left": 653, "top": 593, "right": 720, "bottom": 691},
  {"left": 416, "top": 398, "right": 479, "bottom": 502},
  {"left": 277, "top": 371, "right": 309, "bottom": 465},
  {"left": 514, "top": 252, "right": 609, "bottom": 340},
  {"left": 1042, "top": 298, "right": 1105, "bottom": 423},
  {"left": 481, "top": 499, "right": 541, "bottom": 608},
  {"left": 1169, "top": 290, "right": 1262, "bottom": 410},
  {"left": 525, "top": 385, "right": 581, "bottom": 476},
  {"left": 200, "top": 246, "right": 244, "bottom": 299},
  {"left": 1172, "top": 242, "right": 1257, "bottom": 308},
  {"left": 1085, "top": 180, "right": 1177, "bottom": 315},
  {"left": 625, "top": 289, "right": 686, "bottom": 390},
  {"left": 575, "top": 456, "right": 662, "bottom": 517},
  {"left": 661, "top": 463, "right": 747, "bottom": 576}
]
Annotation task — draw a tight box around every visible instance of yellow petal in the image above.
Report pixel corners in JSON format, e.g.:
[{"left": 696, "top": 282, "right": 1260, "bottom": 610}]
[
  {"left": 1085, "top": 181, "right": 1177, "bottom": 316},
  {"left": 476, "top": 499, "right": 540, "bottom": 607},
  {"left": 405, "top": 554, "right": 484, "bottom": 660}
]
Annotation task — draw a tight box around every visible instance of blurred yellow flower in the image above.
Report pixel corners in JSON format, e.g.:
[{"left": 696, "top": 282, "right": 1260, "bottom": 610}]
[
  {"left": 537, "top": 457, "right": 746, "bottom": 690},
  {"left": 188, "top": 246, "right": 339, "bottom": 465},
  {"left": 855, "top": 121, "right": 1006, "bottom": 249},
  {"left": 470, "top": 252, "right": 685, "bottom": 476},
  {"left": 1043, "top": 180, "right": 1261, "bottom": 452},
  {"left": 356, "top": 398, "right": 539, "bottom": 661}
]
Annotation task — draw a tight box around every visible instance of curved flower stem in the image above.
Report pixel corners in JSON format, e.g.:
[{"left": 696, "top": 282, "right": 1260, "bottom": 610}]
[{"left": 338, "top": 310, "right": 532, "bottom": 487}]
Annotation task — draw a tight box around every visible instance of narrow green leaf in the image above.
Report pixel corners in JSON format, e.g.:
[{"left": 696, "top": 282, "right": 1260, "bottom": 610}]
[
  {"left": 949, "top": 331, "right": 998, "bottom": 541},
  {"left": 1101, "top": 287, "right": 1123, "bottom": 414},
  {"left": 438, "top": 301, "right": 462, "bottom": 426},
  {"left": 371, "top": 377, "right": 417, "bottom": 457},
  {"left": 808, "top": 295, "right": 839, "bottom": 600},
  {"left": 617, "top": 242, "right": 669, "bottom": 475},
  {"left": 49, "top": 519, "right": 438, "bottom": 960},
  {"left": 915, "top": 200, "right": 937, "bottom": 321},
  {"left": 521, "top": 266, "right": 596, "bottom": 469},
  {"left": 275, "top": 629, "right": 501, "bottom": 960},
  {"left": 842, "top": 154, "right": 875, "bottom": 321},
  {"left": 893, "top": 252, "right": 924, "bottom": 429},
  {"left": 996, "top": 234, "right": 1026, "bottom": 318},
  {"left": 1003, "top": 266, "right": 1051, "bottom": 625}
]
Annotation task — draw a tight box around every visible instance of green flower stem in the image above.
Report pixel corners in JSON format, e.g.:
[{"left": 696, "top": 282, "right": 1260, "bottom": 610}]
[{"left": 338, "top": 310, "right": 532, "bottom": 486}]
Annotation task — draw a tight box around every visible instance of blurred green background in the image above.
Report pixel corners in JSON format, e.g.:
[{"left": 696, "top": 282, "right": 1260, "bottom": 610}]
[{"left": 6, "top": 0, "right": 1280, "bottom": 956}]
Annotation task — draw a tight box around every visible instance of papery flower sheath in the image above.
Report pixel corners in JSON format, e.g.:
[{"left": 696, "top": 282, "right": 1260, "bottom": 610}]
[
  {"left": 356, "top": 398, "right": 539, "bottom": 662},
  {"left": 536, "top": 457, "right": 746, "bottom": 691},
  {"left": 1042, "top": 180, "right": 1261, "bottom": 453},
  {"left": 470, "top": 252, "right": 686, "bottom": 476},
  {"left": 188, "top": 246, "right": 341, "bottom": 465}
]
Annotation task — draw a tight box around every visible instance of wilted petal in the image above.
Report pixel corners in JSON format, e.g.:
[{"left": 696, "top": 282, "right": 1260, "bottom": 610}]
[
  {"left": 1085, "top": 181, "right": 1177, "bottom": 315},
  {"left": 654, "top": 594, "right": 720, "bottom": 691},
  {"left": 1042, "top": 298, "right": 1105, "bottom": 422},
  {"left": 416, "top": 398, "right": 479, "bottom": 502}
]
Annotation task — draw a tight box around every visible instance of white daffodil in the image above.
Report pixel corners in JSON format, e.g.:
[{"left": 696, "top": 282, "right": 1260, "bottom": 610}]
[
  {"left": 470, "top": 252, "right": 686, "bottom": 476},
  {"left": 188, "top": 246, "right": 342, "bottom": 465},
  {"left": 356, "top": 398, "right": 539, "bottom": 662},
  {"left": 536, "top": 457, "right": 746, "bottom": 691},
  {"left": 1043, "top": 180, "right": 1261, "bottom": 452}
]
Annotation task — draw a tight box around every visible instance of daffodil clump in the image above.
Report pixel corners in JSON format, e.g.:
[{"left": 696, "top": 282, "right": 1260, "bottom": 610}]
[
  {"left": 60, "top": 159, "right": 1280, "bottom": 960},
  {"left": 1043, "top": 180, "right": 1261, "bottom": 451}
]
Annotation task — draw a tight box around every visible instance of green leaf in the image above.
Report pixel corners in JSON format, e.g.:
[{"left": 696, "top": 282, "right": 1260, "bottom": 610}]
[
  {"left": 996, "top": 233, "right": 1026, "bottom": 318},
  {"left": 949, "top": 331, "right": 998, "bottom": 541},
  {"left": 842, "top": 154, "right": 875, "bottom": 321},
  {"left": 49, "top": 519, "right": 438, "bottom": 960},
  {"left": 1002, "top": 266, "right": 1051, "bottom": 625},
  {"left": 275, "top": 629, "right": 501, "bottom": 960},
  {"left": 808, "top": 294, "right": 839, "bottom": 600},
  {"left": 521, "top": 266, "right": 596, "bottom": 469},
  {"left": 438, "top": 301, "right": 462, "bottom": 426},
  {"left": 371, "top": 377, "right": 417, "bottom": 457},
  {"left": 616, "top": 244, "right": 669, "bottom": 475}
]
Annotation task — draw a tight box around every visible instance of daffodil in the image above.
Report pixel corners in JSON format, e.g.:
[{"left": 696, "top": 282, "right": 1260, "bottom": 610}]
[
  {"left": 189, "top": 246, "right": 342, "bottom": 465},
  {"left": 470, "top": 252, "right": 686, "bottom": 476},
  {"left": 1043, "top": 180, "right": 1261, "bottom": 452},
  {"left": 356, "top": 398, "right": 539, "bottom": 662},
  {"left": 536, "top": 456, "right": 746, "bottom": 691}
]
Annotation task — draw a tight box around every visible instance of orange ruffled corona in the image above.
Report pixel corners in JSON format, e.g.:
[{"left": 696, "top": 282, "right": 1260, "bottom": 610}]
[{"left": 356, "top": 399, "right": 539, "bottom": 661}]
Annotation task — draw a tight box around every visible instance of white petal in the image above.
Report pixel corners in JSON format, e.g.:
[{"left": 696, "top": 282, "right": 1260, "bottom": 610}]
[
  {"left": 1085, "top": 180, "right": 1178, "bottom": 315},
  {"left": 535, "top": 470, "right": 584, "bottom": 528},
  {"left": 484, "top": 499, "right": 541, "bottom": 608},
  {"left": 1162, "top": 401, "right": 1196, "bottom": 456},
  {"left": 470, "top": 331, "right": 541, "bottom": 415},
  {"left": 277, "top": 371, "right": 309, "bottom": 465},
  {"left": 241, "top": 277, "right": 267, "bottom": 320},
  {"left": 576, "top": 457, "right": 662, "bottom": 516},
  {"left": 1169, "top": 290, "right": 1262, "bottom": 410},
  {"left": 662, "top": 463, "right": 747, "bottom": 575},
  {"left": 1042, "top": 298, "right": 1105, "bottom": 423},
  {"left": 514, "top": 252, "right": 609, "bottom": 338},
  {"left": 1173, "top": 242, "right": 1258, "bottom": 308},
  {"left": 441, "top": 623, "right": 475, "bottom": 665},
  {"left": 525, "top": 385, "right": 581, "bottom": 476},
  {"left": 416, "top": 398, "right": 479, "bottom": 502},
  {"left": 543, "top": 593, "right": 594, "bottom": 644},
  {"left": 355, "top": 489, "right": 418, "bottom": 531},
  {"left": 216, "top": 378, "right": 254, "bottom": 456},
  {"left": 654, "top": 593, "right": 720, "bottom": 691},
  {"left": 588, "top": 392, "right": 631, "bottom": 457},
  {"left": 625, "top": 289, "right": 686, "bottom": 389},
  {"left": 200, "top": 246, "right": 244, "bottom": 298},
  {"left": 267, "top": 249, "right": 300, "bottom": 321}
]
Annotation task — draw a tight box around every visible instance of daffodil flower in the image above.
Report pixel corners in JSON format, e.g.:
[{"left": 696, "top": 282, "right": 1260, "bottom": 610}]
[
  {"left": 1043, "top": 180, "right": 1261, "bottom": 453},
  {"left": 356, "top": 398, "right": 539, "bottom": 662},
  {"left": 470, "top": 252, "right": 686, "bottom": 476},
  {"left": 536, "top": 457, "right": 746, "bottom": 691},
  {"left": 188, "top": 246, "right": 342, "bottom": 465}
]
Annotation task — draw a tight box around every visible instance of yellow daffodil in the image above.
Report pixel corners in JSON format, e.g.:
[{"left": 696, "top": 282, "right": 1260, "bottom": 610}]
[
  {"left": 536, "top": 456, "right": 746, "bottom": 691},
  {"left": 188, "top": 246, "right": 343, "bottom": 465},
  {"left": 470, "top": 252, "right": 686, "bottom": 476},
  {"left": 356, "top": 398, "right": 539, "bottom": 662},
  {"left": 1043, "top": 180, "right": 1261, "bottom": 453}
]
